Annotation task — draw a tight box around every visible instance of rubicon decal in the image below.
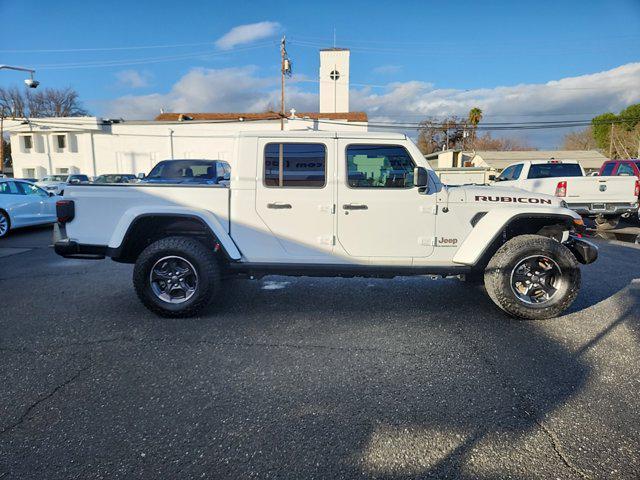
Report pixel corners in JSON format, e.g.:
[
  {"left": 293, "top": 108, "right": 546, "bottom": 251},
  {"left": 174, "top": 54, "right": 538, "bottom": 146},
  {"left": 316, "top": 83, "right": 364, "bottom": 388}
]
[{"left": 475, "top": 195, "right": 552, "bottom": 204}]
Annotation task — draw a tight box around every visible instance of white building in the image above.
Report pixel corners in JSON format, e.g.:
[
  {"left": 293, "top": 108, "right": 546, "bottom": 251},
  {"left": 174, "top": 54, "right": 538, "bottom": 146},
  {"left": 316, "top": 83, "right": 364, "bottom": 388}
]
[{"left": 5, "top": 48, "right": 365, "bottom": 179}]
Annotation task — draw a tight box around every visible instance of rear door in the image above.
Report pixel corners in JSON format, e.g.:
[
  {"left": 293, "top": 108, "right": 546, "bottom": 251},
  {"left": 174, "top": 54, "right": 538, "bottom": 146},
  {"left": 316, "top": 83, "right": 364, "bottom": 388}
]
[
  {"left": 336, "top": 140, "right": 436, "bottom": 259},
  {"left": 255, "top": 138, "right": 335, "bottom": 261}
]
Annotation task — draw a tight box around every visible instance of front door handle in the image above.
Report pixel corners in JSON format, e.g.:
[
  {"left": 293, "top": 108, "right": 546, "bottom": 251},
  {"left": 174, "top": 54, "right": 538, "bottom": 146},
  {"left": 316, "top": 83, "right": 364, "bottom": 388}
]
[
  {"left": 343, "top": 203, "right": 368, "bottom": 210},
  {"left": 267, "top": 202, "right": 292, "bottom": 209}
]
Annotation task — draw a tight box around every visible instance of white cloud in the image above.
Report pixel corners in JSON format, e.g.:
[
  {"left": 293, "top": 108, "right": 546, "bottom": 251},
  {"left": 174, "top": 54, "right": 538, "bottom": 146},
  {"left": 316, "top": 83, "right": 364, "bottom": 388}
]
[
  {"left": 104, "top": 62, "right": 640, "bottom": 148},
  {"left": 373, "top": 65, "right": 402, "bottom": 75},
  {"left": 215, "top": 21, "right": 280, "bottom": 50},
  {"left": 115, "top": 70, "right": 152, "bottom": 89},
  {"left": 105, "top": 66, "right": 315, "bottom": 119}
]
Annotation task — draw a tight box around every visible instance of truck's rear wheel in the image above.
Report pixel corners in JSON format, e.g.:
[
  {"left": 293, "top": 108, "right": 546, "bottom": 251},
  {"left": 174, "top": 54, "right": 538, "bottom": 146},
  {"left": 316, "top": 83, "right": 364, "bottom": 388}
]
[
  {"left": 484, "top": 235, "right": 580, "bottom": 320},
  {"left": 594, "top": 215, "right": 619, "bottom": 230},
  {"left": 133, "top": 236, "right": 220, "bottom": 318}
]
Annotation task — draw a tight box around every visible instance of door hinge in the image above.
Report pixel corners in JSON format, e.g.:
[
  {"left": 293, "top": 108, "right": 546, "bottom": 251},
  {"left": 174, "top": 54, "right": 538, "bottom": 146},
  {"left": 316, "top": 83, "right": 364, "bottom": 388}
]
[
  {"left": 319, "top": 204, "right": 336, "bottom": 214},
  {"left": 317, "top": 235, "right": 335, "bottom": 245}
]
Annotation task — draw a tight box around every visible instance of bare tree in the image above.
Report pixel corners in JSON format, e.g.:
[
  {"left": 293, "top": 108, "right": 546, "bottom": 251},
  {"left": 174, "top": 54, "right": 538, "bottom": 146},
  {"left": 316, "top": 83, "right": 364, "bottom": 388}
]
[
  {"left": 0, "top": 86, "right": 88, "bottom": 118},
  {"left": 561, "top": 127, "right": 597, "bottom": 150}
]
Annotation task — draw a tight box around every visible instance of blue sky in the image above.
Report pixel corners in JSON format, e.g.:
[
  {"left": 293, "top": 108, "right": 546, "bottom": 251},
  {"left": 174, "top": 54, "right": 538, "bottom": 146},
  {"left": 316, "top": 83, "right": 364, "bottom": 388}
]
[{"left": 1, "top": 0, "right": 639, "bottom": 147}]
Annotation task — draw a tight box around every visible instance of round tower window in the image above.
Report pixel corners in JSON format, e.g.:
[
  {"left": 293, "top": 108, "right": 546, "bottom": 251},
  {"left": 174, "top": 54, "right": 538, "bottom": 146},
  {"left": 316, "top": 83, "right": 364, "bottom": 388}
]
[{"left": 329, "top": 70, "right": 340, "bottom": 81}]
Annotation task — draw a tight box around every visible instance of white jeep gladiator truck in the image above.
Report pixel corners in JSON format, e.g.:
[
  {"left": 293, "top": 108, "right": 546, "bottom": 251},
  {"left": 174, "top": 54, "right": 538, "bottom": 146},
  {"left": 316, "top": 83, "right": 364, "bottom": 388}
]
[
  {"left": 53, "top": 131, "right": 597, "bottom": 320},
  {"left": 494, "top": 160, "right": 639, "bottom": 228}
]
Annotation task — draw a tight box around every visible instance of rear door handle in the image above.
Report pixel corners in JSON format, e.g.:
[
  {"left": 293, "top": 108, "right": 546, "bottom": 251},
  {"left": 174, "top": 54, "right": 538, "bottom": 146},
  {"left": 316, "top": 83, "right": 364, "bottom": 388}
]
[
  {"left": 267, "top": 202, "right": 292, "bottom": 209},
  {"left": 343, "top": 203, "right": 368, "bottom": 210}
]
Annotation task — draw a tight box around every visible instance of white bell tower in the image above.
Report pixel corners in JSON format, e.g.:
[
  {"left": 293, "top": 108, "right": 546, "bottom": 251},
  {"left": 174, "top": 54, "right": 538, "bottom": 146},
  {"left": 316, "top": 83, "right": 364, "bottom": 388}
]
[{"left": 319, "top": 48, "right": 350, "bottom": 113}]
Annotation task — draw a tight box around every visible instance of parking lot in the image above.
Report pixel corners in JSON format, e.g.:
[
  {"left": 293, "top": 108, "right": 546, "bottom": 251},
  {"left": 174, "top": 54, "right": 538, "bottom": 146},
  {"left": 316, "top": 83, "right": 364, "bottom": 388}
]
[{"left": 1, "top": 225, "right": 639, "bottom": 479}]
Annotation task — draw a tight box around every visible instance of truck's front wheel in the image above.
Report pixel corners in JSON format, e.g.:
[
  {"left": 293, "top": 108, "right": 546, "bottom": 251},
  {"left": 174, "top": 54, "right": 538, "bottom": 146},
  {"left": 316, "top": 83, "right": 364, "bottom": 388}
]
[
  {"left": 484, "top": 235, "right": 580, "bottom": 320},
  {"left": 133, "top": 236, "right": 220, "bottom": 318}
]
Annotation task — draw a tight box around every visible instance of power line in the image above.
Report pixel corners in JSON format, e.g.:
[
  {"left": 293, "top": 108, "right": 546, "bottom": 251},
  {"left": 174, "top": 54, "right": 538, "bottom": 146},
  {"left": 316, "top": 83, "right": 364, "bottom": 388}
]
[{"left": 0, "top": 41, "right": 217, "bottom": 54}]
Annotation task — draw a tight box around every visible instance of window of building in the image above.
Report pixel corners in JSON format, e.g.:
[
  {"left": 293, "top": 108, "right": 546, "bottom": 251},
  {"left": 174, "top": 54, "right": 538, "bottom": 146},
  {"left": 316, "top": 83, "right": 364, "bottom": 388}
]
[
  {"left": 55, "top": 134, "right": 66, "bottom": 150},
  {"left": 264, "top": 143, "right": 326, "bottom": 188},
  {"left": 23, "top": 168, "right": 36, "bottom": 179},
  {"left": 346, "top": 144, "right": 415, "bottom": 188},
  {"left": 23, "top": 135, "right": 33, "bottom": 150}
]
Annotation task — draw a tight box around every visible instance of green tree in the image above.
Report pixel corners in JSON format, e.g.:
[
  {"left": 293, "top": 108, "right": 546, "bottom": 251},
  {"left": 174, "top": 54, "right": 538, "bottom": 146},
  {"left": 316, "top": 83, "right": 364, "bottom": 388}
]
[
  {"left": 591, "top": 112, "right": 617, "bottom": 151},
  {"left": 618, "top": 104, "right": 640, "bottom": 130}
]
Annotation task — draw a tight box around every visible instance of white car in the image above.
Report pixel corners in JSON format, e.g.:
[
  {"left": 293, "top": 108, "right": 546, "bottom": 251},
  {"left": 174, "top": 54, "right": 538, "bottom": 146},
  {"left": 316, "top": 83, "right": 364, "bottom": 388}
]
[
  {"left": 494, "top": 160, "right": 639, "bottom": 228},
  {"left": 37, "top": 174, "right": 90, "bottom": 196},
  {"left": 0, "top": 179, "right": 57, "bottom": 238},
  {"left": 54, "top": 131, "right": 598, "bottom": 320}
]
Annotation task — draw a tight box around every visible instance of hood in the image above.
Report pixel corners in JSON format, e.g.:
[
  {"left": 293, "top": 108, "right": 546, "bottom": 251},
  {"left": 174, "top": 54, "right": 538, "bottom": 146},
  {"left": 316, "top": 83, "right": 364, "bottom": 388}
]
[
  {"left": 37, "top": 181, "right": 66, "bottom": 188},
  {"left": 445, "top": 184, "right": 564, "bottom": 207}
]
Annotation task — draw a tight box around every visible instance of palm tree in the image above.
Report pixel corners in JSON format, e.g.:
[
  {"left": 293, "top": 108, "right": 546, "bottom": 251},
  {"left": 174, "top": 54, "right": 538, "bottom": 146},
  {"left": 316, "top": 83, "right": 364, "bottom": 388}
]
[{"left": 468, "top": 107, "right": 483, "bottom": 145}]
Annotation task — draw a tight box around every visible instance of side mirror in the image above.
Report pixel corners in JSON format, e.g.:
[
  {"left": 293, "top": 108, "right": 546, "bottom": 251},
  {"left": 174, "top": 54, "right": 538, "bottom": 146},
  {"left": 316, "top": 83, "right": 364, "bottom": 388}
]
[
  {"left": 137, "top": 173, "right": 146, "bottom": 179},
  {"left": 48, "top": 192, "right": 55, "bottom": 197},
  {"left": 414, "top": 167, "right": 429, "bottom": 188}
]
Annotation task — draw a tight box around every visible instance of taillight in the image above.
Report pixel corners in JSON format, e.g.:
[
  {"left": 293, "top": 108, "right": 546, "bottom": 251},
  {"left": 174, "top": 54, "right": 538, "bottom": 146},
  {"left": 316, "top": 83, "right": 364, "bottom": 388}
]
[
  {"left": 635, "top": 179, "right": 640, "bottom": 197},
  {"left": 56, "top": 200, "right": 75, "bottom": 223},
  {"left": 555, "top": 180, "right": 567, "bottom": 197}
]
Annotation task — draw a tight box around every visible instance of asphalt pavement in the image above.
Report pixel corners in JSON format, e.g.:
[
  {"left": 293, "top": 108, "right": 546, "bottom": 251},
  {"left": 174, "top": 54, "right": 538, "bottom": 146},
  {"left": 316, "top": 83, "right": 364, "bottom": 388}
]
[{"left": 1, "top": 225, "right": 639, "bottom": 479}]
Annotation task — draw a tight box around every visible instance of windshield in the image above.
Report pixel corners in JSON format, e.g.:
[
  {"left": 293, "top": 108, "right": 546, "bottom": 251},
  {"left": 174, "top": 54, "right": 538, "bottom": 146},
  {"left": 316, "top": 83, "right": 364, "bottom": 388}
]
[
  {"left": 527, "top": 163, "right": 583, "bottom": 179},
  {"left": 95, "top": 174, "right": 134, "bottom": 183},
  {"left": 42, "top": 175, "right": 67, "bottom": 182},
  {"left": 147, "top": 160, "right": 221, "bottom": 180}
]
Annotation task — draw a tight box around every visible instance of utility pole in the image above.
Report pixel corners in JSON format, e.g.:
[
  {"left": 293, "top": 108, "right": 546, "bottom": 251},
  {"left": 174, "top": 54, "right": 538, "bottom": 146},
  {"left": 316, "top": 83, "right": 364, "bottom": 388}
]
[
  {"left": 0, "top": 107, "right": 4, "bottom": 174},
  {"left": 278, "top": 36, "right": 292, "bottom": 186},
  {"left": 609, "top": 122, "right": 614, "bottom": 159}
]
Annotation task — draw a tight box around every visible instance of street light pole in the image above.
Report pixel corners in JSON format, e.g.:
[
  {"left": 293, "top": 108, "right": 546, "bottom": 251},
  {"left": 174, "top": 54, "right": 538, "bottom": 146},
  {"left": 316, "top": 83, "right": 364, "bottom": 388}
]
[{"left": 0, "top": 65, "right": 39, "bottom": 88}]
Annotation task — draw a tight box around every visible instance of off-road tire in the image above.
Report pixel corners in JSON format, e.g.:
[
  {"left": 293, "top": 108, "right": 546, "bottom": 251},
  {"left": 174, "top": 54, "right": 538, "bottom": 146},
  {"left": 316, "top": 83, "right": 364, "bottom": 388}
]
[
  {"left": 594, "top": 215, "right": 619, "bottom": 231},
  {"left": 133, "top": 236, "right": 220, "bottom": 318},
  {"left": 484, "top": 234, "right": 580, "bottom": 320},
  {"left": 0, "top": 210, "right": 10, "bottom": 238}
]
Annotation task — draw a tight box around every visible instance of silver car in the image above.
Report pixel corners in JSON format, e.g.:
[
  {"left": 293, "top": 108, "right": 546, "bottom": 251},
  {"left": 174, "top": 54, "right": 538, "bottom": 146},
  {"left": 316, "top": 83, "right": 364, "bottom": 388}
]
[{"left": 0, "top": 180, "right": 57, "bottom": 238}]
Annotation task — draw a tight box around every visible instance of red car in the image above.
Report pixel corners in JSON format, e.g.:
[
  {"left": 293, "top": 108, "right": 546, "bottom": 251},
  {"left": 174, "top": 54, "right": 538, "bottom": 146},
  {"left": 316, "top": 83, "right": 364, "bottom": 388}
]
[{"left": 599, "top": 159, "right": 640, "bottom": 179}]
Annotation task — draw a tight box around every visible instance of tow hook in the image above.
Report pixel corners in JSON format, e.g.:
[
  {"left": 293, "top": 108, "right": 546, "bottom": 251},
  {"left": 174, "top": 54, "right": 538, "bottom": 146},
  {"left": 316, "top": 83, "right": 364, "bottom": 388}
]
[{"left": 565, "top": 235, "right": 598, "bottom": 264}]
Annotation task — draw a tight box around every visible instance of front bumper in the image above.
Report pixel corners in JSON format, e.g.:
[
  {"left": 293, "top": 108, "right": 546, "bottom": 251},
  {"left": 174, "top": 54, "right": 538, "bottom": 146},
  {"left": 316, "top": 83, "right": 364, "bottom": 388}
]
[{"left": 565, "top": 235, "right": 598, "bottom": 264}]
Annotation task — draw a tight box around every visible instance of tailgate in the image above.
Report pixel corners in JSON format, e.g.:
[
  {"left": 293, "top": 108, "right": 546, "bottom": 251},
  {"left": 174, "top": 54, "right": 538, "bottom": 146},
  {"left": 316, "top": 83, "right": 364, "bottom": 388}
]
[{"left": 566, "top": 176, "right": 637, "bottom": 203}]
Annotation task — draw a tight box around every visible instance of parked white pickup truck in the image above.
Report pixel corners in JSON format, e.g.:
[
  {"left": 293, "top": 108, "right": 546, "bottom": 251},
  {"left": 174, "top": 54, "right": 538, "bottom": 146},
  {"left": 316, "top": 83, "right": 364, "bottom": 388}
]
[
  {"left": 494, "top": 160, "right": 639, "bottom": 228},
  {"left": 53, "top": 131, "right": 597, "bottom": 320}
]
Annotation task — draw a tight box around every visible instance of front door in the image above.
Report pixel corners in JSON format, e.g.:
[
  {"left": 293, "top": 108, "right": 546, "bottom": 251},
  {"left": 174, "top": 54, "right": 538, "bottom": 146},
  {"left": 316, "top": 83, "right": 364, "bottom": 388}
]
[
  {"left": 336, "top": 141, "right": 437, "bottom": 259},
  {"left": 255, "top": 139, "right": 335, "bottom": 261}
]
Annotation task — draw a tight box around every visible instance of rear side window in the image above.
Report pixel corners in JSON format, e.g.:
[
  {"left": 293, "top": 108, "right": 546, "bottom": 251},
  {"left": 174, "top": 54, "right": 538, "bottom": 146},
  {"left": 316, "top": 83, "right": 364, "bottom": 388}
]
[
  {"left": 615, "top": 163, "right": 635, "bottom": 176},
  {"left": 527, "top": 163, "right": 582, "bottom": 179},
  {"left": 600, "top": 163, "right": 616, "bottom": 176},
  {"left": 497, "top": 164, "right": 523, "bottom": 181},
  {"left": 0, "top": 182, "right": 19, "bottom": 194},
  {"left": 346, "top": 144, "right": 415, "bottom": 188},
  {"left": 264, "top": 143, "right": 326, "bottom": 188}
]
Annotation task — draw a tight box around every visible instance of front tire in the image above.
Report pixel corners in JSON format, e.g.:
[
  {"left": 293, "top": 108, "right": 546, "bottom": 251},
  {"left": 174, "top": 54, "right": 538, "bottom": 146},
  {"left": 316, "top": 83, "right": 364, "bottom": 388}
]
[
  {"left": 133, "top": 236, "right": 220, "bottom": 318},
  {"left": 0, "top": 211, "right": 10, "bottom": 238},
  {"left": 484, "top": 235, "right": 580, "bottom": 320}
]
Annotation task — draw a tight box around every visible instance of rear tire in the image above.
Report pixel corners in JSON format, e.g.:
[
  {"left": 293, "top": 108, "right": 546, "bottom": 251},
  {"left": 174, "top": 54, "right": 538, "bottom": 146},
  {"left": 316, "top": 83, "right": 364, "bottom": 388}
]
[
  {"left": 594, "top": 215, "right": 619, "bottom": 230},
  {"left": 0, "top": 211, "right": 10, "bottom": 238},
  {"left": 133, "top": 236, "right": 220, "bottom": 318},
  {"left": 484, "top": 235, "right": 580, "bottom": 320}
]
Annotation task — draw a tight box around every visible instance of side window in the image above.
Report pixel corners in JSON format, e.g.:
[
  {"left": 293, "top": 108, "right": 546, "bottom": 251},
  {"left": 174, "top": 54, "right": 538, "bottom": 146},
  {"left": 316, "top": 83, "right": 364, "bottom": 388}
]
[
  {"left": 346, "top": 144, "right": 415, "bottom": 188},
  {"left": 511, "top": 163, "right": 523, "bottom": 180},
  {"left": 498, "top": 165, "right": 515, "bottom": 181},
  {"left": 601, "top": 163, "right": 615, "bottom": 176},
  {"left": 616, "top": 163, "right": 635, "bottom": 176},
  {"left": 17, "top": 182, "right": 48, "bottom": 197},
  {"left": 0, "top": 182, "right": 20, "bottom": 194},
  {"left": 264, "top": 143, "right": 326, "bottom": 188}
]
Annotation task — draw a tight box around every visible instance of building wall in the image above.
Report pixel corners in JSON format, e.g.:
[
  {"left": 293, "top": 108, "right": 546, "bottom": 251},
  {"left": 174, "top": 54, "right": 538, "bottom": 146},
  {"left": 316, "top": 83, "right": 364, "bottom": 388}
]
[
  {"left": 9, "top": 117, "right": 367, "bottom": 178},
  {"left": 319, "top": 49, "right": 350, "bottom": 113}
]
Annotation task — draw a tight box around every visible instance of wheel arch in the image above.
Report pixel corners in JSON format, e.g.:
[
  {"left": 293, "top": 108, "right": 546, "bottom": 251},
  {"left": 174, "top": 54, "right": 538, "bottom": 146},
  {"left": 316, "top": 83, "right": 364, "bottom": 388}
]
[
  {"left": 454, "top": 210, "right": 578, "bottom": 268},
  {"left": 108, "top": 213, "right": 241, "bottom": 263},
  {"left": 0, "top": 208, "right": 11, "bottom": 232}
]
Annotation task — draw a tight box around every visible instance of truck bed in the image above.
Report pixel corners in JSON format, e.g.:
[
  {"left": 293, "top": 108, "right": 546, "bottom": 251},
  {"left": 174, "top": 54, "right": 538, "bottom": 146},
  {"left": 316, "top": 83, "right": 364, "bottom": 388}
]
[
  {"left": 517, "top": 176, "right": 636, "bottom": 204},
  {"left": 63, "top": 184, "right": 230, "bottom": 247}
]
